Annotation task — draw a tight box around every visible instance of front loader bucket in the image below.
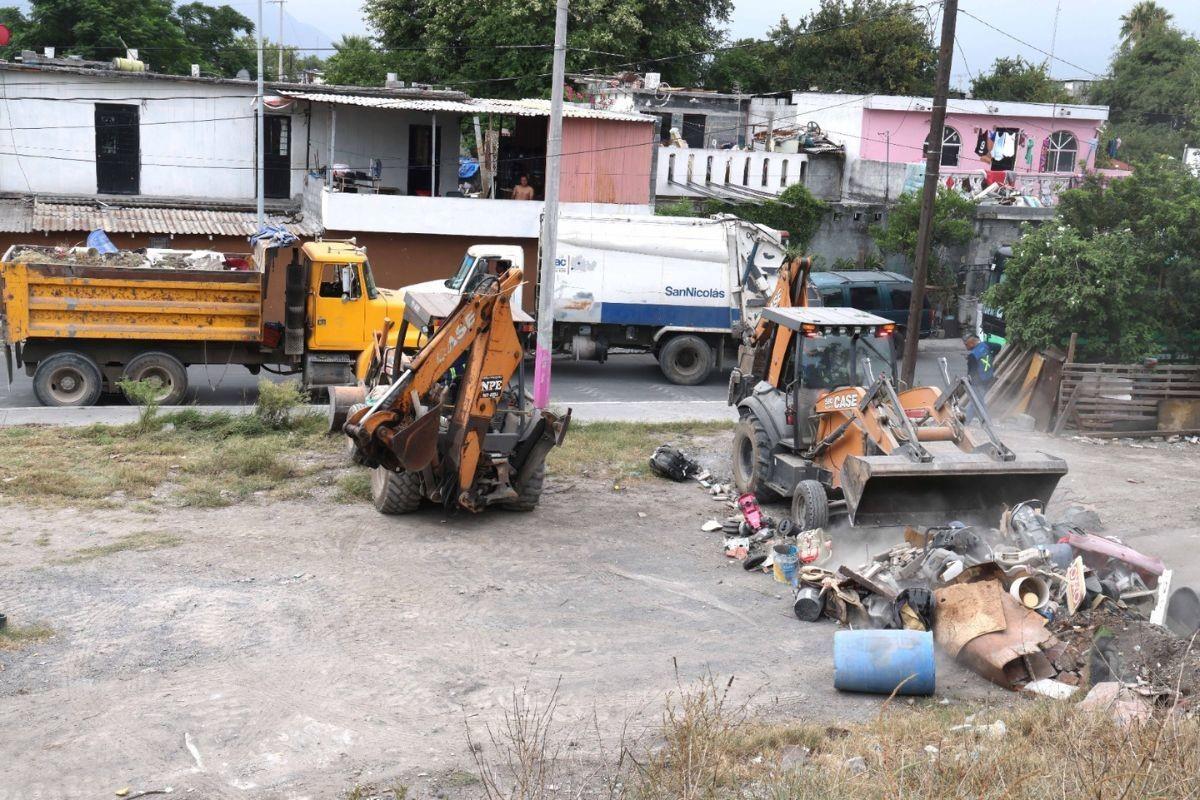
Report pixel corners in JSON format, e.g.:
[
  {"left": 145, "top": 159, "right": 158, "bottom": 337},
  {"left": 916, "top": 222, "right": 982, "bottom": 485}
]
[{"left": 840, "top": 452, "right": 1068, "bottom": 527}]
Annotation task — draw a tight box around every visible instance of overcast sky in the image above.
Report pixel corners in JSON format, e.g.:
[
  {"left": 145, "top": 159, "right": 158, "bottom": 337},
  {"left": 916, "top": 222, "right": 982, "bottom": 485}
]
[{"left": 276, "top": 0, "right": 1200, "bottom": 89}]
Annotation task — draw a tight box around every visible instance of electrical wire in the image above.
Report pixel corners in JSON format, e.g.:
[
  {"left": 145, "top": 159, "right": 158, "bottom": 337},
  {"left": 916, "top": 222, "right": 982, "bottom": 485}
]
[{"left": 956, "top": 8, "right": 1102, "bottom": 79}]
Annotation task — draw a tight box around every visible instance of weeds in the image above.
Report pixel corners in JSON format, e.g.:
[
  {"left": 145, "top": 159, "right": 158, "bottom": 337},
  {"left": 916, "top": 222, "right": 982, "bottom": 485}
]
[
  {"left": 548, "top": 421, "right": 731, "bottom": 481},
  {"left": 335, "top": 471, "right": 373, "bottom": 503},
  {"left": 255, "top": 378, "right": 309, "bottom": 429},
  {"left": 117, "top": 377, "right": 165, "bottom": 436},
  {"left": 53, "top": 531, "right": 183, "bottom": 564},
  {"left": 468, "top": 681, "right": 564, "bottom": 800},
  {"left": 0, "top": 621, "right": 54, "bottom": 651}
]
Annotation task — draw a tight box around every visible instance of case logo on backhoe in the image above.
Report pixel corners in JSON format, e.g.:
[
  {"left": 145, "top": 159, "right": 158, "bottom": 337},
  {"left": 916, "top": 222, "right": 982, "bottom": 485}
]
[
  {"left": 435, "top": 310, "right": 477, "bottom": 366},
  {"left": 820, "top": 389, "right": 861, "bottom": 412}
]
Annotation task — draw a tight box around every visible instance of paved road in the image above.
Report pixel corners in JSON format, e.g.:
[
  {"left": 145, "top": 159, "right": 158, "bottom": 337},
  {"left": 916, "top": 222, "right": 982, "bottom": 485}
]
[{"left": 0, "top": 342, "right": 967, "bottom": 425}]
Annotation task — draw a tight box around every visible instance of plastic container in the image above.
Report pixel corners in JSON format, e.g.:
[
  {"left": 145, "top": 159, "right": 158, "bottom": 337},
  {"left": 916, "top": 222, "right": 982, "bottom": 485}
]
[{"left": 833, "top": 629, "right": 935, "bottom": 696}]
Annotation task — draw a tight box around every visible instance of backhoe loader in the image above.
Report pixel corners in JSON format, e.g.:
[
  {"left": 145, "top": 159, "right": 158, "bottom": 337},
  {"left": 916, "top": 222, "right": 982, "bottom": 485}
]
[
  {"left": 344, "top": 266, "right": 569, "bottom": 514},
  {"left": 728, "top": 303, "right": 1067, "bottom": 528}
]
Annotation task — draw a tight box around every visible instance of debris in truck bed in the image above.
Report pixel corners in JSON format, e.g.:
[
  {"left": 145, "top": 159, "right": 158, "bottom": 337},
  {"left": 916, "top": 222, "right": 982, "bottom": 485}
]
[{"left": 6, "top": 245, "right": 248, "bottom": 271}]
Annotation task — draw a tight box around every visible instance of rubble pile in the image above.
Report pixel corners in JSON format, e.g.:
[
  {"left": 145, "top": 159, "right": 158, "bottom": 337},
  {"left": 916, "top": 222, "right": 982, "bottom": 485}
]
[{"left": 8, "top": 245, "right": 241, "bottom": 271}]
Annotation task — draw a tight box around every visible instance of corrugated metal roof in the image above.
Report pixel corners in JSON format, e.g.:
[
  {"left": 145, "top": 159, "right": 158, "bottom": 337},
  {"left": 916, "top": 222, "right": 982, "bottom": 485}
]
[
  {"left": 280, "top": 91, "right": 654, "bottom": 123},
  {"left": 0, "top": 200, "right": 33, "bottom": 233},
  {"left": 29, "top": 201, "right": 320, "bottom": 237}
]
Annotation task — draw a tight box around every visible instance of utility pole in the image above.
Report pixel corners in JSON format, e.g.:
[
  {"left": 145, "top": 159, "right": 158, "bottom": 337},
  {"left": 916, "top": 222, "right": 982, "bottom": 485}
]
[
  {"left": 900, "top": 0, "right": 957, "bottom": 386},
  {"left": 533, "top": 0, "right": 568, "bottom": 410},
  {"left": 256, "top": 0, "right": 265, "bottom": 229},
  {"left": 270, "top": 0, "right": 285, "bottom": 81}
]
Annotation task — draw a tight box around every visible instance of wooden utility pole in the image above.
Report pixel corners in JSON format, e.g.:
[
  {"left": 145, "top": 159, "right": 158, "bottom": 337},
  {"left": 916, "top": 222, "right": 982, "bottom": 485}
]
[
  {"left": 900, "top": 0, "right": 957, "bottom": 386},
  {"left": 533, "top": 0, "right": 568, "bottom": 409}
]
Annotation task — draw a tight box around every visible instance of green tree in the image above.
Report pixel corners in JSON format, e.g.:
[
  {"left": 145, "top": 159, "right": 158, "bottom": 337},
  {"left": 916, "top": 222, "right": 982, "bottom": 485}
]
[
  {"left": 769, "top": 1, "right": 936, "bottom": 95},
  {"left": 969, "top": 57, "right": 1070, "bottom": 104},
  {"left": 174, "top": 2, "right": 254, "bottom": 77},
  {"left": 1089, "top": 20, "right": 1200, "bottom": 162},
  {"left": 869, "top": 188, "right": 974, "bottom": 305},
  {"left": 13, "top": 0, "right": 191, "bottom": 70},
  {"left": 1119, "top": 1, "right": 1172, "bottom": 48},
  {"left": 700, "top": 184, "right": 827, "bottom": 249},
  {"left": 704, "top": 38, "right": 777, "bottom": 94},
  {"left": 365, "top": 0, "right": 731, "bottom": 99},
  {"left": 323, "top": 35, "right": 390, "bottom": 87},
  {"left": 988, "top": 158, "right": 1200, "bottom": 360},
  {"left": 0, "top": 6, "right": 27, "bottom": 60}
]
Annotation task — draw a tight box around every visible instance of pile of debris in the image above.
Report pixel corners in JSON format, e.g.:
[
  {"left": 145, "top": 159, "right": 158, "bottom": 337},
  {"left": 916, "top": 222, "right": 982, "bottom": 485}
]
[{"left": 7, "top": 245, "right": 243, "bottom": 272}]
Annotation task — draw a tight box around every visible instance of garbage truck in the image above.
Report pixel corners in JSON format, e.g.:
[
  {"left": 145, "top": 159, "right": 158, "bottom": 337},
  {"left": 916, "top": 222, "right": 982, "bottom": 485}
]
[
  {"left": 400, "top": 214, "right": 790, "bottom": 384},
  {"left": 0, "top": 240, "right": 405, "bottom": 406}
]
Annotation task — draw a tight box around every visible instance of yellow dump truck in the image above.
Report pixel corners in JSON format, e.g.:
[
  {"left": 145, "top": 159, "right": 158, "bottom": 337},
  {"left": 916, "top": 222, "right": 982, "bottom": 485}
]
[{"left": 0, "top": 240, "right": 404, "bottom": 406}]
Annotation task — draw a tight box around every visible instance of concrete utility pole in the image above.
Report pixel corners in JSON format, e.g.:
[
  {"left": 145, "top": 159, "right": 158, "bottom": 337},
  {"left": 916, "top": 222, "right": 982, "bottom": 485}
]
[
  {"left": 533, "top": 0, "right": 569, "bottom": 410},
  {"left": 270, "top": 0, "right": 285, "bottom": 81},
  {"left": 900, "top": 0, "right": 957, "bottom": 386},
  {"left": 256, "top": 0, "right": 265, "bottom": 229}
]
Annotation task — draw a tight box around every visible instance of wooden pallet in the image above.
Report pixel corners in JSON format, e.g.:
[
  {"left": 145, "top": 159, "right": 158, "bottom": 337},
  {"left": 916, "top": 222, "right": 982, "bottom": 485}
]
[{"left": 1057, "top": 364, "right": 1200, "bottom": 432}]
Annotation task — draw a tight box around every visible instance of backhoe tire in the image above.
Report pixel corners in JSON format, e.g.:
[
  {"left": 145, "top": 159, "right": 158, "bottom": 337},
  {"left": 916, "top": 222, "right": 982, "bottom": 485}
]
[
  {"left": 32, "top": 351, "right": 103, "bottom": 407},
  {"left": 122, "top": 351, "right": 188, "bottom": 406},
  {"left": 658, "top": 335, "right": 714, "bottom": 385},
  {"left": 345, "top": 403, "right": 368, "bottom": 465},
  {"left": 371, "top": 466, "right": 424, "bottom": 514},
  {"left": 791, "top": 479, "right": 829, "bottom": 531},
  {"left": 731, "top": 414, "right": 781, "bottom": 502},
  {"left": 501, "top": 463, "right": 545, "bottom": 512}
]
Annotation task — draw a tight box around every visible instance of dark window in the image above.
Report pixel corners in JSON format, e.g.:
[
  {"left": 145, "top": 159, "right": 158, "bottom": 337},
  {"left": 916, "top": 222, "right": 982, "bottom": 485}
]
[
  {"left": 889, "top": 287, "right": 911, "bottom": 312},
  {"left": 408, "top": 124, "right": 440, "bottom": 196},
  {"left": 682, "top": 114, "right": 706, "bottom": 148},
  {"left": 657, "top": 113, "right": 673, "bottom": 143},
  {"left": 264, "top": 115, "right": 291, "bottom": 199},
  {"left": 820, "top": 288, "right": 845, "bottom": 307},
  {"left": 849, "top": 285, "right": 880, "bottom": 309},
  {"left": 95, "top": 104, "right": 139, "bottom": 194},
  {"left": 941, "top": 126, "right": 962, "bottom": 167}
]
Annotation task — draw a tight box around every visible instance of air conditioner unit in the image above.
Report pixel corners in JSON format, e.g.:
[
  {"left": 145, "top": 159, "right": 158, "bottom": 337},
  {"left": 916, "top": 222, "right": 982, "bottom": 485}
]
[{"left": 644, "top": 72, "right": 661, "bottom": 90}]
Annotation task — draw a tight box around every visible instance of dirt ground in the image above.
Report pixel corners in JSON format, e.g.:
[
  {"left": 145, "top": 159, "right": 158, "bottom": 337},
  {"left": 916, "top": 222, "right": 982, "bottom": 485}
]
[{"left": 1, "top": 427, "right": 1198, "bottom": 799}]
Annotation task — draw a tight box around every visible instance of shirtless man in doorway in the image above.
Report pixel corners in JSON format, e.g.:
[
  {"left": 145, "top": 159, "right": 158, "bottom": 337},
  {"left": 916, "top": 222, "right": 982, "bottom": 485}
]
[{"left": 512, "top": 175, "right": 535, "bottom": 200}]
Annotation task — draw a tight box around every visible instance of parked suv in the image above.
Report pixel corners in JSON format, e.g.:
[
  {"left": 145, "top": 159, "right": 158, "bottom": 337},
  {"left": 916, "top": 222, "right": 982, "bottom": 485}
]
[{"left": 808, "top": 270, "right": 933, "bottom": 352}]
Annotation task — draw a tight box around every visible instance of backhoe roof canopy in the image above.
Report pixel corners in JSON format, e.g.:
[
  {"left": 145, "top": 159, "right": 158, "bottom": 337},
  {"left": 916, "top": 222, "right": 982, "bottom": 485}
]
[{"left": 763, "top": 306, "right": 893, "bottom": 331}]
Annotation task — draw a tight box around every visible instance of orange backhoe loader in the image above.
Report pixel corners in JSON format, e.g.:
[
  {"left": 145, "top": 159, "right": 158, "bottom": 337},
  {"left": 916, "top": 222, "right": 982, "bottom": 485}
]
[
  {"left": 344, "top": 266, "right": 569, "bottom": 514},
  {"left": 728, "top": 301, "right": 1067, "bottom": 529}
]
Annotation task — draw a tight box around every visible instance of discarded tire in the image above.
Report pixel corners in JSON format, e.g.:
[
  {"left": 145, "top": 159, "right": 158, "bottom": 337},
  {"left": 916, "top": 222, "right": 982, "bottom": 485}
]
[{"left": 791, "top": 479, "right": 829, "bottom": 530}]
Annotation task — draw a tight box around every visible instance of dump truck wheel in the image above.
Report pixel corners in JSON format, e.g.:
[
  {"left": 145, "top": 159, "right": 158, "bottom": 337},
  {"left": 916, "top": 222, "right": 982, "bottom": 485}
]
[
  {"left": 791, "top": 479, "right": 829, "bottom": 531},
  {"left": 732, "top": 415, "right": 781, "bottom": 502},
  {"left": 32, "top": 351, "right": 103, "bottom": 407},
  {"left": 371, "top": 466, "right": 424, "bottom": 514},
  {"left": 658, "top": 335, "right": 714, "bottom": 385},
  {"left": 122, "top": 352, "right": 188, "bottom": 405},
  {"left": 501, "top": 463, "right": 545, "bottom": 512}
]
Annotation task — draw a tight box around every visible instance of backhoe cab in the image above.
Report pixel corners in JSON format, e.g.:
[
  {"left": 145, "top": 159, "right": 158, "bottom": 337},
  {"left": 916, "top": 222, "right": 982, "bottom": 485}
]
[
  {"left": 344, "top": 266, "right": 569, "bottom": 515},
  {"left": 731, "top": 306, "right": 1067, "bottom": 528}
]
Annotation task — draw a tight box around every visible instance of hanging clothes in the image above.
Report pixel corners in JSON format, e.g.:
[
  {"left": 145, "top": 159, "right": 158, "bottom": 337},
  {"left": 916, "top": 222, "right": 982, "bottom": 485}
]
[
  {"left": 1106, "top": 138, "right": 1118, "bottom": 158},
  {"left": 991, "top": 132, "right": 1005, "bottom": 161},
  {"left": 1002, "top": 132, "right": 1016, "bottom": 159},
  {"left": 974, "top": 131, "right": 989, "bottom": 156},
  {"left": 1039, "top": 137, "right": 1050, "bottom": 172},
  {"left": 1025, "top": 137, "right": 1035, "bottom": 167}
]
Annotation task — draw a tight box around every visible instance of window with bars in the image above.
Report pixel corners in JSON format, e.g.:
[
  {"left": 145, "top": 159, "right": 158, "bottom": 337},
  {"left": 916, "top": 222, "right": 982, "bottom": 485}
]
[{"left": 1047, "top": 131, "right": 1078, "bottom": 173}]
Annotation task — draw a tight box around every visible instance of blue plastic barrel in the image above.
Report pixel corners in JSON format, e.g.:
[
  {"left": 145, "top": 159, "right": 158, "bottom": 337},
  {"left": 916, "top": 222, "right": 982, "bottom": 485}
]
[{"left": 833, "top": 629, "right": 935, "bottom": 696}]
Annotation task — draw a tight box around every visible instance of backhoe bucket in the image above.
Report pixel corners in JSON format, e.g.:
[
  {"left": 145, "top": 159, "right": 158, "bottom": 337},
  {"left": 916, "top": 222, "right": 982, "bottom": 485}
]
[{"left": 840, "top": 451, "right": 1068, "bottom": 527}]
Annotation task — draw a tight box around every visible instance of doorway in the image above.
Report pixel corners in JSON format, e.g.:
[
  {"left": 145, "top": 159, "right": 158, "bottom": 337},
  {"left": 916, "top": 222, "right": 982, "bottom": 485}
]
[
  {"left": 95, "top": 104, "right": 139, "bottom": 195},
  {"left": 408, "top": 123, "right": 440, "bottom": 196},
  {"left": 264, "top": 116, "right": 291, "bottom": 199}
]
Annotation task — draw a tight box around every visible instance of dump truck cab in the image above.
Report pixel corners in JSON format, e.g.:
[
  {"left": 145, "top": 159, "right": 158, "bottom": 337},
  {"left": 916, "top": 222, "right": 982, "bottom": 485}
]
[
  {"left": 300, "top": 241, "right": 399, "bottom": 354},
  {"left": 732, "top": 305, "right": 1067, "bottom": 529}
]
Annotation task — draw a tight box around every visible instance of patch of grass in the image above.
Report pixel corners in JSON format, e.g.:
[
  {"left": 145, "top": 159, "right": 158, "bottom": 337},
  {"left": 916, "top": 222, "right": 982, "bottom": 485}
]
[
  {"left": 334, "top": 471, "right": 373, "bottom": 504},
  {"left": 33, "top": 533, "right": 50, "bottom": 547},
  {"left": 548, "top": 421, "right": 732, "bottom": 480},
  {"left": 628, "top": 676, "right": 1200, "bottom": 800},
  {"left": 255, "top": 378, "right": 309, "bottom": 429},
  {"left": 176, "top": 484, "right": 233, "bottom": 508},
  {"left": 116, "top": 377, "right": 164, "bottom": 436},
  {"left": 0, "top": 622, "right": 55, "bottom": 651},
  {"left": 52, "top": 530, "right": 183, "bottom": 565}
]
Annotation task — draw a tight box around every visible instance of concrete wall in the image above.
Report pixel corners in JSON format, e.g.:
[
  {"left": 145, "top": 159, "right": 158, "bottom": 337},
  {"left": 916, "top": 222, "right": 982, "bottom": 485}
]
[
  {"left": 0, "top": 70, "right": 308, "bottom": 201},
  {"left": 656, "top": 148, "right": 808, "bottom": 199},
  {"left": 748, "top": 94, "right": 869, "bottom": 160}
]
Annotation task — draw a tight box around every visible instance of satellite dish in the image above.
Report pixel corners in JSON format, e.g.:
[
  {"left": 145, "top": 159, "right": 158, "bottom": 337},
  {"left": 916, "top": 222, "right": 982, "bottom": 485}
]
[{"left": 236, "top": 68, "right": 250, "bottom": 80}]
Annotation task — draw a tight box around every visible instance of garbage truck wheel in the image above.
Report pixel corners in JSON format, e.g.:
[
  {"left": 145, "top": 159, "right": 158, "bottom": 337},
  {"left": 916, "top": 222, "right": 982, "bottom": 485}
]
[
  {"left": 732, "top": 415, "right": 780, "bottom": 502},
  {"left": 658, "top": 335, "right": 713, "bottom": 385},
  {"left": 501, "top": 462, "right": 545, "bottom": 511},
  {"left": 791, "top": 479, "right": 829, "bottom": 531},
  {"left": 371, "top": 466, "right": 424, "bottom": 514}
]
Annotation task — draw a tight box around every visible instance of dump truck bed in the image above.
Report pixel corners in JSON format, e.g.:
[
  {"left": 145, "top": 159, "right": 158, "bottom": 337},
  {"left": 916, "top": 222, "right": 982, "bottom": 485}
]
[{"left": 0, "top": 251, "right": 263, "bottom": 345}]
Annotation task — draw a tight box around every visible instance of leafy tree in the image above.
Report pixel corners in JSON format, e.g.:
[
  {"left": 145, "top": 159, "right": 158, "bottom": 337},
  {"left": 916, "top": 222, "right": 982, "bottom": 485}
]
[
  {"left": 769, "top": 1, "right": 936, "bottom": 95},
  {"left": 704, "top": 38, "right": 777, "bottom": 94},
  {"left": 1119, "top": 1, "right": 1172, "bottom": 48},
  {"left": 969, "top": 57, "right": 1069, "bottom": 104},
  {"left": 365, "top": 0, "right": 731, "bottom": 98},
  {"left": 1089, "top": 20, "right": 1200, "bottom": 162},
  {"left": 653, "top": 185, "right": 826, "bottom": 248},
  {"left": 869, "top": 188, "right": 974, "bottom": 306},
  {"left": 988, "top": 158, "right": 1200, "bottom": 361},
  {"left": 323, "top": 35, "right": 390, "bottom": 87},
  {"left": 0, "top": 6, "right": 27, "bottom": 60},
  {"left": 174, "top": 2, "right": 254, "bottom": 77}
]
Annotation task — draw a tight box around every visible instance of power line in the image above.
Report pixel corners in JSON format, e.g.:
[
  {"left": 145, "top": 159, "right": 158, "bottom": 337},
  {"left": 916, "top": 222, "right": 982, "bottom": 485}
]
[{"left": 957, "top": 8, "right": 1102, "bottom": 79}]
